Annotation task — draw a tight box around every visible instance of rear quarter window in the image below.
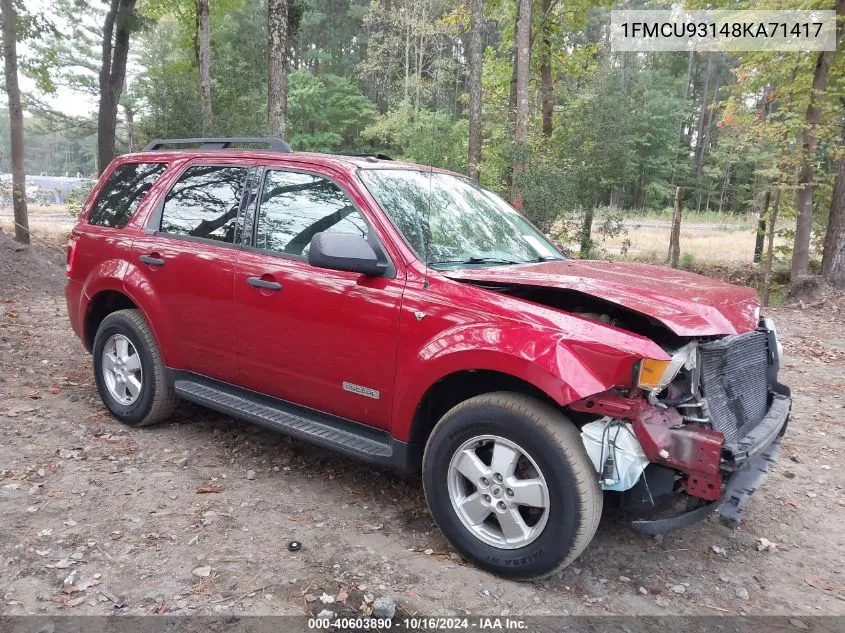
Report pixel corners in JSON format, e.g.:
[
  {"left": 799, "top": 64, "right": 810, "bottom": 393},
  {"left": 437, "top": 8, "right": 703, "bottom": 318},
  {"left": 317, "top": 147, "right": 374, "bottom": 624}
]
[{"left": 88, "top": 162, "right": 168, "bottom": 228}]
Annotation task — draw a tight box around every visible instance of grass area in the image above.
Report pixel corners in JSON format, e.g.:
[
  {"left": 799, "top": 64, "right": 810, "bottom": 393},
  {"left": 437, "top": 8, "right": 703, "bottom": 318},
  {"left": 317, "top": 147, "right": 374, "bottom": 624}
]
[
  {"left": 570, "top": 207, "right": 779, "bottom": 265},
  {"left": 601, "top": 225, "right": 782, "bottom": 265},
  {"left": 625, "top": 208, "right": 757, "bottom": 230},
  {"left": 28, "top": 204, "right": 68, "bottom": 215}
]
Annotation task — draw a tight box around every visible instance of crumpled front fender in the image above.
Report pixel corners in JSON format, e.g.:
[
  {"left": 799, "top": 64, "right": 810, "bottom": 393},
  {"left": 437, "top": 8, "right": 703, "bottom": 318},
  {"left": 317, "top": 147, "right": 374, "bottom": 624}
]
[{"left": 391, "top": 316, "right": 669, "bottom": 442}]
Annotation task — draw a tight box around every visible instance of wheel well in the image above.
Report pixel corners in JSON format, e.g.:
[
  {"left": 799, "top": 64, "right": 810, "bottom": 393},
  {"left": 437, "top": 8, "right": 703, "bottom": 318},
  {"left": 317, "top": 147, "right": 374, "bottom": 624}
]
[
  {"left": 407, "top": 370, "right": 557, "bottom": 462},
  {"left": 84, "top": 290, "right": 137, "bottom": 351}
]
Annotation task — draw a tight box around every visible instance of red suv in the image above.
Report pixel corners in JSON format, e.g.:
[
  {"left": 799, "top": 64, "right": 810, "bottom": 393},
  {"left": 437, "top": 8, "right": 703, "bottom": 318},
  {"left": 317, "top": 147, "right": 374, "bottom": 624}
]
[{"left": 65, "top": 138, "right": 790, "bottom": 579}]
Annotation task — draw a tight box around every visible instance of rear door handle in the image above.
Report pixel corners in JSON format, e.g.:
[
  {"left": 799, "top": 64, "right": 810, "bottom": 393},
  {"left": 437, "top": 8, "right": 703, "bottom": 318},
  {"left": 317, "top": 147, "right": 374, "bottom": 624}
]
[
  {"left": 247, "top": 276, "right": 282, "bottom": 291},
  {"left": 140, "top": 254, "right": 165, "bottom": 266}
]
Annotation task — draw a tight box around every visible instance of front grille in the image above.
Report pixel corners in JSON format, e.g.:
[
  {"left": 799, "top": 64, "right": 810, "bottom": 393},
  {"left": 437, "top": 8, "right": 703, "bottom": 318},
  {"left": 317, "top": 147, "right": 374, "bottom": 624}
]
[{"left": 699, "top": 330, "right": 769, "bottom": 445}]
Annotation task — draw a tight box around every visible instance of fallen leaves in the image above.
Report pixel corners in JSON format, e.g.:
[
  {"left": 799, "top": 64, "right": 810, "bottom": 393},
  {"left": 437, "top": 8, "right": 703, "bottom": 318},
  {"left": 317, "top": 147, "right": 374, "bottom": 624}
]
[
  {"left": 757, "top": 537, "right": 777, "bottom": 552},
  {"left": 804, "top": 576, "right": 845, "bottom": 601},
  {"left": 196, "top": 485, "right": 224, "bottom": 494},
  {"left": 805, "top": 576, "right": 835, "bottom": 592},
  {"left": 782, "top": 335, "right": 845, "bottom": 363}
]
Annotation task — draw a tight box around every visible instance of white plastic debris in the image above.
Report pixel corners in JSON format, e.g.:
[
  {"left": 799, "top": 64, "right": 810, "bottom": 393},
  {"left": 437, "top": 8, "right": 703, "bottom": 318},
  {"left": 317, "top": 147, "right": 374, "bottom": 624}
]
[{"left": 581, "top": 418, "right": 650, "bottom": 491}]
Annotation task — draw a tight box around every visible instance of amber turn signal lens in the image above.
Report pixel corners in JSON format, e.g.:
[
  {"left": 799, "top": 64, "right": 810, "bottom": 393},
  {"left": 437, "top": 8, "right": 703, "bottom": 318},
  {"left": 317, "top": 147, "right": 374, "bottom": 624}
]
[{"left": 637, "top": 359, "right": 671, "bottom": 391}]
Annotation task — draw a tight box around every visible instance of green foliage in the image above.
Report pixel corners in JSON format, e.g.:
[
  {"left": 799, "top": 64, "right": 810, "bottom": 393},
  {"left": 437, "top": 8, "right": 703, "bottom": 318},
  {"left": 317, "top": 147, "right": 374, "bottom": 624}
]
[
  {"left": 288, "top": 72, "right": 376, "bottom": 151},
  {"left": 362, "top": 101, "right": 468, "bottom": 172},
  {"left": 510, "top": 143, "right": 578, "bottom": 233},
  {"left": 66, "top": 181, "right": 94, "bottom": 216},
  {"left": 679, "top": 252, "right": 695, "bottom": 270}
]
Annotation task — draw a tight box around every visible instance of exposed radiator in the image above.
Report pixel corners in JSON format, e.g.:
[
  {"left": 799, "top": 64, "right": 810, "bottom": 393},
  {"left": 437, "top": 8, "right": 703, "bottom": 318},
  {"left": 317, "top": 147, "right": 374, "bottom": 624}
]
[{"left": 699, "top": 330, "right": 769, "bottom": 445}]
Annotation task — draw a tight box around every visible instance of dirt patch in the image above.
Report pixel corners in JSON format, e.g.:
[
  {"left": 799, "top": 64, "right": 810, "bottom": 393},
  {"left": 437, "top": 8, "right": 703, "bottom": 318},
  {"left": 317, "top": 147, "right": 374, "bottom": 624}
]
[{"left": 1, "top": 232, "right": 844, "bottom": 618}]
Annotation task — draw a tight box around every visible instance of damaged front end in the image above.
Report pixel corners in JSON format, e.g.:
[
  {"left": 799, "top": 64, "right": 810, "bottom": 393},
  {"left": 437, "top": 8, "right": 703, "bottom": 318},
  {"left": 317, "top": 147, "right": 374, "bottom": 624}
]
[{"left": 569, "top": 317, "right": 791, "bottom": 534}]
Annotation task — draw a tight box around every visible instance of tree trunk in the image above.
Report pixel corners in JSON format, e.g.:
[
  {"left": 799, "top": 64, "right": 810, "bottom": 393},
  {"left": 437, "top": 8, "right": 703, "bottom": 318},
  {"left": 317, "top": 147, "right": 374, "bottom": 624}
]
[
  {"left": 693, "top": 53, "right": 712, "bottom": 181},
  {"left": 790, "top": 0, "right": 844, "bottom": 284},
  {"left": 763, "top": 186, "right": 782, "bottom": 306},
  {"left": 539, "top": 0, "right": 554, "bottom": 137},
  {"left": 467, "top": 0, "right": 483, "bottom": 181},
  {"left": 668, "top": 186, "right": 683, "bottom": 268},
  {"left": 268, "top": 0, "right": 288, "bottom": 138},
  {"left": 696, "top": 70, "right": 722, "bottom": 211},
  {"left": 1, "top": 0, "right": 28, "bottom": 244},
  {"left": 415, "top": 25, "right": 423, "bottom": 116},
  {"left": 124, "top": 105, "right": 135, "bottom": 153},
  {"left": 404, "top": 18, "right": 411, "bottom": 103},
  {"left": 511, "top": 0, "right": 531, "bottom": 207},
  {"left": 718, "top": 162, "right": 730, "bottom": 213},
  {"left": 97, "top": 0, "right": 136, "bottom": 175},
  {"left": 579, "top": 207, "right": 594, "bottom": 258},
  {"left": 822, "top": 114, "right": 845, "bottom": 288},
  {"left": 503, "top": 6, "right": 519, "bottom": 189},
  {"left": 754, "top": 189, "right": 771, "bottom": 264},
  {"left": 669, "top": 50, "right": 694, "bottom": 188},
  {"left": 197, "top": 0, "right": 212, "bottom": 135}
]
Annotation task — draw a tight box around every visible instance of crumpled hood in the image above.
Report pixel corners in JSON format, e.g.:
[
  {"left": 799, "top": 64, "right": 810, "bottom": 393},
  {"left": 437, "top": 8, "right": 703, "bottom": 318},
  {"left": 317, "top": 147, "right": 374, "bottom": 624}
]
[{"left": 442, "top": 259, "right": 761, "bottom": 336}]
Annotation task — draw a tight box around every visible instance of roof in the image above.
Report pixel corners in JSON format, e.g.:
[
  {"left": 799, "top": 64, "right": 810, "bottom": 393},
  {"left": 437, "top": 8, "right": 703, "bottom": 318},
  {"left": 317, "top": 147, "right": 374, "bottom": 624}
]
[{"left": 120, "top": 147, "right": 462, "bottom": 178}]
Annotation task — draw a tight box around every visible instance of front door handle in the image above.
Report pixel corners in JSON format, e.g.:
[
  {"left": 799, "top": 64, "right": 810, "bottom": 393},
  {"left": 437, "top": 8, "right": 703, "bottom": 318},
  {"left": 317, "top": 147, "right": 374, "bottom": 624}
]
[
  {"left": 247, "top": 276, "right": 282, "bottom": 291},
  {"left": 140, "top": 254, "right": 165, "bottom": 266}
]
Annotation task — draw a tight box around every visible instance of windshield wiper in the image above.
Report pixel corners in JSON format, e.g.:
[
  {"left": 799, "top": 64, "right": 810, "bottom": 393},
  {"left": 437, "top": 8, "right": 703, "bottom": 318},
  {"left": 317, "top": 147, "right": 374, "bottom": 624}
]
[
  {"left": 430, "top": 256, "right": 523, "bottom": 267},
  {"left": 524, "top": 254, "right": 564, "bottom": 262},
  {"left": 465, "top": 256, "right": 522, "bottom": 265}
]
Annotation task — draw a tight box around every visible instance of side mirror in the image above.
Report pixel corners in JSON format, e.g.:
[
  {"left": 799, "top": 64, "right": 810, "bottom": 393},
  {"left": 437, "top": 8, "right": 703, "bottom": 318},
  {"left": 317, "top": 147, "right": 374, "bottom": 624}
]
[{"left": 308, "top": 232, "right": 387, "bottom": 276}]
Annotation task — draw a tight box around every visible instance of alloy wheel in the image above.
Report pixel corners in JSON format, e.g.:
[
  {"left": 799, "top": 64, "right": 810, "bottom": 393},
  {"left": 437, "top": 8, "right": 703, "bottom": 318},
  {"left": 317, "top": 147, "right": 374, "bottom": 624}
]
[
  {"left": 447, "top": 434, "right": 550, "bottom": 549},
  {"left": 101, "top": 333, "right": 143, "bottom": 406}
]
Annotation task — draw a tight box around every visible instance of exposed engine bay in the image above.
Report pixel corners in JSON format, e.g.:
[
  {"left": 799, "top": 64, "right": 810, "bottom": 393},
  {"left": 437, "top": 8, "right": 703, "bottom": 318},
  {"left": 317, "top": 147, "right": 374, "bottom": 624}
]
[
  {"left": 458, "top": 281, "right": 685, "bottom": 345},
  {"left": 460, "top": 278, "right": 790, "bottom": 530}
]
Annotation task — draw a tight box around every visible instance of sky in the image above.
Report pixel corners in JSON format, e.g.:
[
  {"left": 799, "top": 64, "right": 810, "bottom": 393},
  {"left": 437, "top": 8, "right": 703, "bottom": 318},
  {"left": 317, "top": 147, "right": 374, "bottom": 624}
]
[
  {"left": 6, "top": 0, "right": 104, "bottom": 119},
  {"left": 17, "top": 75, "right": 98, "bottom": 119}
]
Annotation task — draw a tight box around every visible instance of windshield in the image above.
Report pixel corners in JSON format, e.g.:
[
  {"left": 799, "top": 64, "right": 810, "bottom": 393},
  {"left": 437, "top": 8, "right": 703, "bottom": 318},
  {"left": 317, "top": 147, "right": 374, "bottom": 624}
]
[{"left": 358, "top": 169, "right": 563, "bottom": 268}]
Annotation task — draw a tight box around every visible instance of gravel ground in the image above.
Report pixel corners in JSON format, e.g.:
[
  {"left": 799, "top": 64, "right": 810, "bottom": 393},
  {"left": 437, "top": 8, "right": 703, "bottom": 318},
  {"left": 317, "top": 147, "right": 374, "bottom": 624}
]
[{"left": 1, "top": 229, "right": 844, "bottom": 619}]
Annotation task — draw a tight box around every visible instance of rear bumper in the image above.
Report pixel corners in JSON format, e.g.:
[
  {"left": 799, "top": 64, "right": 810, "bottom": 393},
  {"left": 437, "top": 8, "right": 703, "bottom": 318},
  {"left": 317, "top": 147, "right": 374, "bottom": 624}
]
[{"left": 65, "top": 278, "right": 85, "bottom": 342}]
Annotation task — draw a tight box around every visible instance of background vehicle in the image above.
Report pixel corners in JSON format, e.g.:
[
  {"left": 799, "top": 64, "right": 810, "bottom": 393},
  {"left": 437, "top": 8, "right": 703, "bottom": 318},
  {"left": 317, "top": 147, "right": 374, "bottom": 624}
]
[{"left": 65, "top": 138, "right": 790, "bottom": 579}]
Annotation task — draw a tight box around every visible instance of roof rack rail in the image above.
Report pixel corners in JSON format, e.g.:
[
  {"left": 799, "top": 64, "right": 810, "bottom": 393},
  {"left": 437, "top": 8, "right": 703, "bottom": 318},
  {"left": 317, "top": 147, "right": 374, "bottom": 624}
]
[
  {"left": 142, "top": 137, "right": 292, "bottom": 152},
  {"left": 336, "top": 153, "right": 393, "bottom": 161}
]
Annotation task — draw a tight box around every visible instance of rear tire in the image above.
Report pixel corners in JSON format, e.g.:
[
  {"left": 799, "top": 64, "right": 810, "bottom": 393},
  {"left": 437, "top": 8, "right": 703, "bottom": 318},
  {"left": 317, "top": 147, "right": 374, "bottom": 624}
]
[
  {"left": 422, "top": 392, "right": 602, "bottom": 580},
  {"left": 92, "top": 309, "right": 178, "bottom": 427}
]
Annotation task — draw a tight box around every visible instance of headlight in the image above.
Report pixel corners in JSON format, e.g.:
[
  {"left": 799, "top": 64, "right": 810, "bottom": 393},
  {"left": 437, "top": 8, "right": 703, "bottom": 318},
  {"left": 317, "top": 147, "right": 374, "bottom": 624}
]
[{"left": 636, "top": 342, "right": 697, "bottom": 392}]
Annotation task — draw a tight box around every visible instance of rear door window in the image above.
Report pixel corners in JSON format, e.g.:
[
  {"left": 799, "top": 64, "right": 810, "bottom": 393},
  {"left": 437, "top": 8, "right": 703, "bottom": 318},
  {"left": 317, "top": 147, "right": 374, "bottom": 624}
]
[
  {"left": 159, "top": 165, "right": 250, "bottom": 244},
  {"left": 88, "top": 162, "right": 167, "bottom": 228}
]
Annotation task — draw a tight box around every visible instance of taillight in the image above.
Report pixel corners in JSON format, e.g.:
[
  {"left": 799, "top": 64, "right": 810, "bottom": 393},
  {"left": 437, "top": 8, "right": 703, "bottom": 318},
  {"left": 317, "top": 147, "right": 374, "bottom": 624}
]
[{"left": 66, "top": 236, "right": 78, "bottom": 276}]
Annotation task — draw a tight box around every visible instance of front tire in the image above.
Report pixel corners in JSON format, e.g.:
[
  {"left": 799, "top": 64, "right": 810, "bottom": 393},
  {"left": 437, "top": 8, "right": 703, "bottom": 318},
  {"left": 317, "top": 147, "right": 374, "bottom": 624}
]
[
  {"left": 422, "top": 392, "right": 602, "bottom": 580},
  {"left": 92, "top": 309, "right": 178, "bottom": 427}
]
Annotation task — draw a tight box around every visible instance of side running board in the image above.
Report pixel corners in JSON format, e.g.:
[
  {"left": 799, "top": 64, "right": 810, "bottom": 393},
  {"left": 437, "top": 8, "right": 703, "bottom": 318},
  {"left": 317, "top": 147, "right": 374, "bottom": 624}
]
[{"left": 172, "top": 373, "right": 407, "bottom": 468}]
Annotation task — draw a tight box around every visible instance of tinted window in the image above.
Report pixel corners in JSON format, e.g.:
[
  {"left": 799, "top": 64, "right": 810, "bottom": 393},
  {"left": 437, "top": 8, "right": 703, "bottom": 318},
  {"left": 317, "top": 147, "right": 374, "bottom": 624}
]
[
  {"left": 256, "top": 170, "right": 367, "bottom": 256},
  {"left": 88, "top": 162, "right": 167, "bottom": 228},
  {"left": 160, "top": 165, "right": 249, "bottom": 243}
]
